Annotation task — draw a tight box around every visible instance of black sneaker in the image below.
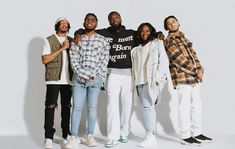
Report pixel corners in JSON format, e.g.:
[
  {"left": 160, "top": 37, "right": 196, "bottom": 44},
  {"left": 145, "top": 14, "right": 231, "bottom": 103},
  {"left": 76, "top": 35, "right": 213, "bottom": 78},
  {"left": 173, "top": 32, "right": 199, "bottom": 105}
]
[
  {"left": 194, "top": 134, "right": 212, "bottom": 143},
  {"left": 181, "top": 137, "right": 201, "bottom": 146}
]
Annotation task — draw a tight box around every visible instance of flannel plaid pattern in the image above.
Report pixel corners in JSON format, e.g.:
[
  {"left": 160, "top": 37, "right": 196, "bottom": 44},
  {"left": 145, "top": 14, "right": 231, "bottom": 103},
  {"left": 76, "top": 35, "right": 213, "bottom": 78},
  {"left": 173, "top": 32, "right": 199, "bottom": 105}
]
[
  {"left": 164, "top": 31, "right": 203, "bottom": 89},
  {"left": 70, "top": 33, "right": 110, "bottom": 81}
]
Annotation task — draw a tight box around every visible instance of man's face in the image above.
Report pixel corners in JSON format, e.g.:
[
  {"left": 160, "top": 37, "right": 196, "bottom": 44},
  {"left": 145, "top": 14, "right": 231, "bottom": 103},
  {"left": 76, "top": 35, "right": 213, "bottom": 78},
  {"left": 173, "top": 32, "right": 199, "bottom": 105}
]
[
  {"left": 58, "top": 20, "right": 69, "bottom": 33},
  {"left": 166, "top": 17, "right": 180, "bottom": 32},
  {"left": 84, "top": 15, "right": 97, "bottom": 31},
  {"left": 109, "top": 13, "right": 122, "bottom": 27},
  {"left": 140, "top": 25, "right": 151, "bottom": 42}
]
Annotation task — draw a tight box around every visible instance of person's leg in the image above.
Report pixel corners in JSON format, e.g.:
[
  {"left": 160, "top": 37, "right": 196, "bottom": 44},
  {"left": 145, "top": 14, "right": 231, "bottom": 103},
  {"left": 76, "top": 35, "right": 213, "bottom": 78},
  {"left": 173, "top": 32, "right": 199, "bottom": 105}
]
[
  {"left": 137, "top": 84, "right": 157, "bottom": 147},
  {"left": 70, "top": 82, "right": 86, "bottom": 137},
  {"left": 106, "top": 74, "right": 121, "bottom": 141},
  {"left": 86, "top": 77, "right": 102, "bottom": 135},
  {"left": 44, "top": 85, "right": 60, "bottom": 140},
  {"left": 137, "top": 84, "right": 156, "bottom": 134},
  {"left": 191, "top": 83, "right": 212, "bottom": 143},
  {"left": 60, "top": 85, "right": 72, "bottom": 139},
  {"left": 120, "top": 75, "right": 132, "bottom": 139},
  {"left": 191, "top": 84, "right": 202, "bottom": 136},
  {"left": 176, "top": 84, "right": 192, "bottom": 139},
  {"left": 84, "top": 77, "right": 102, "bottom": 147}
]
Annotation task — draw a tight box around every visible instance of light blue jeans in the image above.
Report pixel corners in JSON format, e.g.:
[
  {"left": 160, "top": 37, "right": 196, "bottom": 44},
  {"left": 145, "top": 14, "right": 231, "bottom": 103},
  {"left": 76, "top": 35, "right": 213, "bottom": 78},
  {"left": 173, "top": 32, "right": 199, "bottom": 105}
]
[
  {"left": 71, "top": 76, "right": 102, "bottom": 136},
  {"left": 137, "top": 84, "right": 156, "bottom": 134}
]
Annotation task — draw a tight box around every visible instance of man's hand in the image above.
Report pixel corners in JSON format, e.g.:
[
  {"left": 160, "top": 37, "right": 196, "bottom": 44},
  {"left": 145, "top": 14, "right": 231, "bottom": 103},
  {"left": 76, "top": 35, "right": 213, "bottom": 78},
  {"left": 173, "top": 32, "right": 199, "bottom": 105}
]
[
  {"left": 197, "top": 71, "right": 203, "bottom": 82},
  {"left": 156, "top": 31, "right": 165, "bottom": 40},
  {"left": 62, "top": 39, "right": 70, "bottom": 49}
]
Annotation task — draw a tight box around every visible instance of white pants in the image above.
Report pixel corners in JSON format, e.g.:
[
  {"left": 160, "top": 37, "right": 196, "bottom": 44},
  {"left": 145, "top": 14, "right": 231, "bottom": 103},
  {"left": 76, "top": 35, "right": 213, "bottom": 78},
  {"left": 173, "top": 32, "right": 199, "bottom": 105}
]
[
  {"left": 106, "top": 73, "right": 132, "bottom": 140},
  {"left": 176, "top": 84, "right": 202, "bottom": 139}
]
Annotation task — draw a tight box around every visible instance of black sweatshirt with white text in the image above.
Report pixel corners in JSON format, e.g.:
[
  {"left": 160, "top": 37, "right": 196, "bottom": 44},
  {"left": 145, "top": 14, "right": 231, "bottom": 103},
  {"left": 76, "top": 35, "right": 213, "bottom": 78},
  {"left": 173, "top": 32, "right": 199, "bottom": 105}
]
[{"left": 97, "top": 26, "right": 137, "bottom": 69}]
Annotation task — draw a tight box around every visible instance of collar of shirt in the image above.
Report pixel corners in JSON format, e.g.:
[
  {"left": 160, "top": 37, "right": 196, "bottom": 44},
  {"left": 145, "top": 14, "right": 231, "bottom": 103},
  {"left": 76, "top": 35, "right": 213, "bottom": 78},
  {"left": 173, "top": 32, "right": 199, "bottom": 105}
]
[
  {"left": 82, "top": 33, "right": 97, "bottom": 39},
  {"left": 169, "top": 31, "right": 184, "bottom": 39}
]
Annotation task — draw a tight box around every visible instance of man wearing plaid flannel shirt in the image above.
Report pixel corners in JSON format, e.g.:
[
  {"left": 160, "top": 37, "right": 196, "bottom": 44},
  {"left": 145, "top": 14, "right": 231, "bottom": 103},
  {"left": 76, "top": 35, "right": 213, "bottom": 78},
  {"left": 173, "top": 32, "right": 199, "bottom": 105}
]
[
  {"left": 66, "top": 13, "right": 110, "bottom": 148},
  {"left": 164, "top": 16, "right": 212, "bottom": 146}
]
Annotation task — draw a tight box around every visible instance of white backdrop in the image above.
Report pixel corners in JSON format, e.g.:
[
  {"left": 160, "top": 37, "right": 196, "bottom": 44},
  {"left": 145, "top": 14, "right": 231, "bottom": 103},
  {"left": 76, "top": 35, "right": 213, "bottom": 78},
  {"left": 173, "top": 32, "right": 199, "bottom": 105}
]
[{"left": 0, "top": 0, "right": 234, "bottom": 143}]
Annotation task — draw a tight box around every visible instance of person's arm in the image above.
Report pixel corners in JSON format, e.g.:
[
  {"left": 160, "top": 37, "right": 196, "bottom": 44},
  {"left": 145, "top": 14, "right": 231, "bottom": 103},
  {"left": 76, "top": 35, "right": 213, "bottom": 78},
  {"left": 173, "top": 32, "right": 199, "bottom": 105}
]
[
  {"left": 184, "top": 36, "right": 204, "bottom": 81},
  {"left": 42, "top": 39, "right": 69, "bottom": 64},
  {"left": 99, "top": 40, "right": 110, "bottom": 80},
  {"left": 69, "top": 42, "right": 91, "bottom": 81},
  {"left": 165, "top": 43, "right": 197, "bottom": 75},
  {"left": 131, "top": 49, "right": 136, "bottom": 81},
  {"left": 191, "top": 47, "right": 204, "bottom": 81},
  {"left": 158, "top": 40, "right": 169, "bottom": 77}
]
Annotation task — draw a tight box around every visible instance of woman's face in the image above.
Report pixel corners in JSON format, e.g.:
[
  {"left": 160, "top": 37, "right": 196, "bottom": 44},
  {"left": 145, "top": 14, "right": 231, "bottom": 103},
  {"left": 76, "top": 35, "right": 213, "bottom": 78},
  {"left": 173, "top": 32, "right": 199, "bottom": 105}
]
[{"left": 140, "top": 25, "right": 151, "bottom": 42}]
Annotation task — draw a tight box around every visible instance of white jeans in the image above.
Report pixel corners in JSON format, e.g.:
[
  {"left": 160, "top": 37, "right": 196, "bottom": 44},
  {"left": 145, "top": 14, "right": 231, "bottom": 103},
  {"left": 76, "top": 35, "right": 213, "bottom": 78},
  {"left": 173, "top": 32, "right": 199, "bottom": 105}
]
[
  {"left": 176, "top": 84, "right": 202, "bottom": 139},
  {"left": 106, "top": 73, "right": 132, "bottom": 140}
]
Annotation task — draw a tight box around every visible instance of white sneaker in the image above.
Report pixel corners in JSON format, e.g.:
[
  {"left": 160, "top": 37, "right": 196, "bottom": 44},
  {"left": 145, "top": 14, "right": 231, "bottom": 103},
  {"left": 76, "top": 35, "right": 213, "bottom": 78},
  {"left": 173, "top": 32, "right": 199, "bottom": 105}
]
[
  {"left": 60, "top": 137, "right": 70, "bottom": 148},
  {"left": 105, "top": 139, "right": 119, "bottom": 148},
  {"left": 65, "top": 136, "right": 81, "bottom": 149},
  {"left": 84, "top": 134, "right": 98, "bottom": 147},
  {"left": 138, "top": 133, "right": 157, "bottom": 147},
  {"left": 44, "top": 138, "right": 53, "bottom": 149}
]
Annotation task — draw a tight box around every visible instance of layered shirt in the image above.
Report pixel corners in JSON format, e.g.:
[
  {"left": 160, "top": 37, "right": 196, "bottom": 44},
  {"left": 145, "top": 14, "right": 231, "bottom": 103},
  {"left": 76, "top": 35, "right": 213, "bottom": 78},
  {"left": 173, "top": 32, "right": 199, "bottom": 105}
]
[{"left": 164, "top": 31, "right": 203, "bottom": 89}]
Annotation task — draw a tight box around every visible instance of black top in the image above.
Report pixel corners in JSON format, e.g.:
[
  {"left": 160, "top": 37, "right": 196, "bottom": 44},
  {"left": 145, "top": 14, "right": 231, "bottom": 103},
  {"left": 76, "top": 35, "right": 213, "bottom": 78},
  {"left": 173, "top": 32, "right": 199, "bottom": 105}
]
[{"left": 97, "top": 26, "right": 137, "bottom": 69}]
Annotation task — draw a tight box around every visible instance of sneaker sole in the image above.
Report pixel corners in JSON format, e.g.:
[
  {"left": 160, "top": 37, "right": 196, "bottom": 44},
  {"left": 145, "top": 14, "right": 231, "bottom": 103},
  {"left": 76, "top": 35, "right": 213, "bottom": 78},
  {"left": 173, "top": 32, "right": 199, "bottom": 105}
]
[
  {"left": 181, "top": 140, "right": 201, "bottom": 146},
  {"left": 105, "top": 143, "right": 118, "bottom": 148},
  {"left": 119, "top": 139, "right": 128, "bottom": 143},
  {"left": 195, "top": 139, "right": 212, "bottom": 143}
]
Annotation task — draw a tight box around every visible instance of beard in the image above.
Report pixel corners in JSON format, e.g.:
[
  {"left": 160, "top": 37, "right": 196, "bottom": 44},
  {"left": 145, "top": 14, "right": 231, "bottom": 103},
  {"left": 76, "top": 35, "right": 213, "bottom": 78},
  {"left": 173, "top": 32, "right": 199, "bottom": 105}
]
[
  {"left": 85, "top": 27, "right": 95, "bottom": 32},
  {"left": 110, "top": 23, "right": 122, "bottom": 32}
]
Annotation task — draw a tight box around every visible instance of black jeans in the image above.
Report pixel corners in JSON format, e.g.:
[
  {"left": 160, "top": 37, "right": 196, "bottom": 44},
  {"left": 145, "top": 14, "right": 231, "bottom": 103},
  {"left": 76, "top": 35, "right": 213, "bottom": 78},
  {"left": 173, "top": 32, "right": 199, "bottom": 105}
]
[{"left": 44, "top": 84, "right": 72, "bottom": 139}]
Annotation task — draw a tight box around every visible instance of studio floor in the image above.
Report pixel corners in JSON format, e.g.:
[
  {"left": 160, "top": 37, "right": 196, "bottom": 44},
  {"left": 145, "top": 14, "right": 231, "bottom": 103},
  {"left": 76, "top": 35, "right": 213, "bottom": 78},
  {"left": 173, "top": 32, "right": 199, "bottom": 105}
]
[{"left": 1, "top": 134, "right": 235, "bottom": 149}]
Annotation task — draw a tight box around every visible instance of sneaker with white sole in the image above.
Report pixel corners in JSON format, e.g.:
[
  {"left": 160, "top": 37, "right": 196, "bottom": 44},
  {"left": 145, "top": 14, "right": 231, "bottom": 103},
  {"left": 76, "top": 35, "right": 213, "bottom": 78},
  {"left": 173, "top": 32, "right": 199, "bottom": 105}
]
[
  {"left": 60, "top": 136, "right": 72, "bottom": 148},
  {"left": 84, "top": 134, "right": 98, "bottom": 147},
  {"left": 181, "top": 137, "right": 201, "bottom": 146},
  {"left": 138, "top": 133, "right": 157, "bottom": 147},
  {"left": 119, "top": 134, "right": 128, "bottom": 143},
  {"left": 105, "top": 139, "right": 119, "bottom": 148},
  {"left": 65, "top": 136, "right": 81, "bottom": 149},
  {"left": 44, "top": 138, "right": 53, "bottom": 149},
  {"left": 194, "top": 134, "right": 212, "bottom": 143}
]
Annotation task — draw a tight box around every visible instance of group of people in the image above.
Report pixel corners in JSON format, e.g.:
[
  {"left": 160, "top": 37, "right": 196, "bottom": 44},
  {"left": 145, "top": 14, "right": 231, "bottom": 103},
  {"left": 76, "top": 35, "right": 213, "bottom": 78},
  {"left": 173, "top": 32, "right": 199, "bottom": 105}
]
[{"left": 41, "top": 11, "right": 212, "bottom": 149}]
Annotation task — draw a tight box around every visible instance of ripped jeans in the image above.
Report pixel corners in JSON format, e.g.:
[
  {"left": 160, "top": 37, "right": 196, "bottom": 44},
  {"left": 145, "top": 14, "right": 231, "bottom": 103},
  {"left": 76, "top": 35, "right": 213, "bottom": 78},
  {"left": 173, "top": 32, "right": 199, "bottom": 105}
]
[{"left": 44, "top": 84, "right": 72, "bottom": 140}]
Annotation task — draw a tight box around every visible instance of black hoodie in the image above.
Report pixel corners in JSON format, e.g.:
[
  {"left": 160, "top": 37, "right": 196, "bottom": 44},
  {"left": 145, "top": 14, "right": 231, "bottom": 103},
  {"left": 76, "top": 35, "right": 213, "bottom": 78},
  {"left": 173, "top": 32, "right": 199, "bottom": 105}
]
[{"left": 97, "top": 26, "right": 137, "bottom": 69}]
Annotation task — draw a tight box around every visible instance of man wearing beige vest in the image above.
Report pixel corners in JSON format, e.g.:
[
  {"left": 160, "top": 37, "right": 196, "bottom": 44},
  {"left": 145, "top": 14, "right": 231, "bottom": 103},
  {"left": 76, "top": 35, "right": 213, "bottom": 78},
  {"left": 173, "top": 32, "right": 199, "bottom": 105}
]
[{"left": 41, "top": 17, "right": 73, "bottom": 149}]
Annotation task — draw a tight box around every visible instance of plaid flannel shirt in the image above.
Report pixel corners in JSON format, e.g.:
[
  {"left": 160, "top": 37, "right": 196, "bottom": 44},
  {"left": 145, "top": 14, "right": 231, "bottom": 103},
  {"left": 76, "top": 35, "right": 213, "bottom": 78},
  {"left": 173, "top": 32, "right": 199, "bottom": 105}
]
[
  {"left": 70, "top": 33, "right": 110, "bottom": 82},
  {"left": 164, "top": 31, "right": 203, "bottom": 89}
]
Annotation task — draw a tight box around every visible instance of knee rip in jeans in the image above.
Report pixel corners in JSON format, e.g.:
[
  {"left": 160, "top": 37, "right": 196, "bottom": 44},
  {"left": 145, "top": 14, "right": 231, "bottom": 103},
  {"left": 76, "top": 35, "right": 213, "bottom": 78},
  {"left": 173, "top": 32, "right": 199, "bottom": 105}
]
[{"left": 46, "top": 104, "right": 57, "bottom": 109}]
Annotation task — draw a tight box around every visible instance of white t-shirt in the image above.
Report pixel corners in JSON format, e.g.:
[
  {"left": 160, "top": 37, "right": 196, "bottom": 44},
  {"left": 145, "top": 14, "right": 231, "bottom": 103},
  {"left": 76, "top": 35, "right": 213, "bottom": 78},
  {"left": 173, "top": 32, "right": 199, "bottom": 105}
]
[
  {"left": 131, "top": 42, "right": 151, "bottom": 85},
  {"left": 42, "top": 34, "right": 70, "bottom": 84}
]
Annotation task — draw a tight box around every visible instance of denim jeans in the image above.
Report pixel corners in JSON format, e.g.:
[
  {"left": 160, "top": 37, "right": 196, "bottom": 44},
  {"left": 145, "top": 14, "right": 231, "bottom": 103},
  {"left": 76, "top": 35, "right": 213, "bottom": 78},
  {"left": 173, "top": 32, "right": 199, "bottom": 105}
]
[
  {"left": 71, "top": 76, "right": 102, "bottom": 137},
  {"left": 44, "top": 85, "right": 72, "bottom": 139},
  {"left": 137, "top": 84, "right": 156, "bottom": 134}
]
